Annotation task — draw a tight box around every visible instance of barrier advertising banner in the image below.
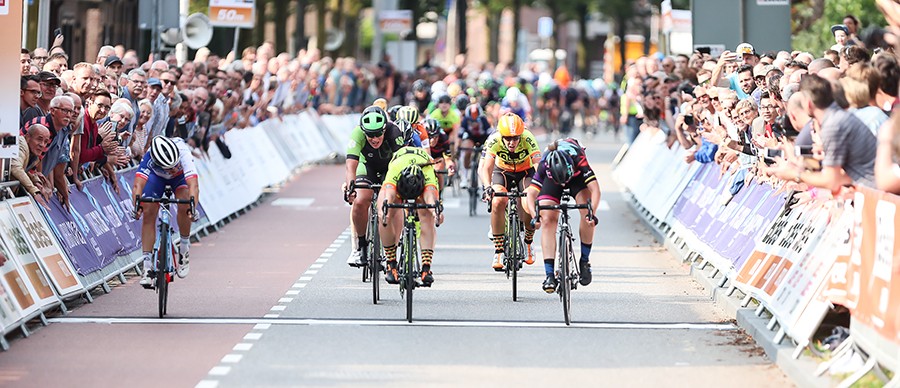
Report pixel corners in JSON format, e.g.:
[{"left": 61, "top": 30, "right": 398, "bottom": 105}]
[
  {"left": 0, "top": 202, "right": 58, "bottom": 311},
  {"left": 7, "top": 198, "right": 84, "bottom": 298},
  {"left": 44, "top": 190, "right": 111, "bottom": 276}
]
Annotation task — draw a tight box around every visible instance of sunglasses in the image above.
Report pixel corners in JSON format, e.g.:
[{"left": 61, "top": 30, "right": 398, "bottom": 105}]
[
  {"left": 502, "top": 136, "right": 520, "bottom": 142},
  {"left": 364, "top": 131, "right": 384, "bottom": 138}
]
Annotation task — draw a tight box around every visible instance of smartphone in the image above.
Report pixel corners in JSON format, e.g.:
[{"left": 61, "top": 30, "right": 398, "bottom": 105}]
[
  {"left": 683, "top": 114, "right": 694, "bottom": 126},
  {"left": 795, "top": 145, "right": 813, "bottom": 157},
  {"left": 53, "top": 28, "right": 62, "bottom": 37},
  {"left": 766, "top": 148, "right": 783, "bottom": 158}
]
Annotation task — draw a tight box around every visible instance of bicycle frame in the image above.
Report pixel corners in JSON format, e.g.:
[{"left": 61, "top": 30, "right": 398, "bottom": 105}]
[
  {"left": 489, "top": 189, "right": 527, "bottom": 301},
  {"left": 382, "top": 199, "right": 439, "bottom": 323}
]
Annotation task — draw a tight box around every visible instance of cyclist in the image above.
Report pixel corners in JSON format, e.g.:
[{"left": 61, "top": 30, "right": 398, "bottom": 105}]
[
  {"left": 409, "top": 79, "right": 431, "bottom": 115},
  {"left": 524, "top": 138, "right": 600, "bottom": 293},
  {"left": 344, "top": 106, "right": 405, "bottom": 267},
  {"left": 424, "top": 117, "right": 454, "bottom": 193},
  {"left": 378, "top": 147, "right": 443, "bottom": 286},
  {"left": 132, "top": 136, "right": 200, "bottom": 287},
  {"left": 479, "top": 113, "right": 541, "bottom": 271},
  {"left": 500, "top": 86, "right": 530, "bottom": 123},
  {"left": 387, "top": 105, "right": 403, "bottom": 122},
  {"left": 429, "top": 94, "right": 461, "bottom": 153},
  {"left": 396, "top": 105, "right": 431, "bottom": 154},
  {"left": 458, "top": 104, "right": 492, "bottom": 188}
]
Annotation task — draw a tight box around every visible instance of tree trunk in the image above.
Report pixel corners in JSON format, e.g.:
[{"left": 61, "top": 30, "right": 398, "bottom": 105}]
[
  {"left": 294, "top": 0, "right": 307, "bottom": 53},
  {"left": 274, "top": 0, "right": 288, "bottom": 54},
  {"left": 254, "top": 0, "right": 267, "bottom": 46},
  {"left": 457, "top": 0, "right": 467, "bottom": 54},
  {"left": 617, "top": 17, "right": 627, "bottom": 74},
  {"left": 315, "top": 0, "right": 327, "bottom": 53},
  {"left": 405, "top": 0, "right": 419, "bottom": 41},
  {"left": 342, "top": 13, "right": 358, "bottom": 57},
  {"left": 577, "top": 5, "right": 588, "bottom": 78},
  {"left": 548, "top": 2, "right": 559, "bottom": 70},
  {"left": 512, "top": 0, "right": 521, "bottom": 67},
  {"left": 488, "top": 10, "right": 500, "bottom": 64}
]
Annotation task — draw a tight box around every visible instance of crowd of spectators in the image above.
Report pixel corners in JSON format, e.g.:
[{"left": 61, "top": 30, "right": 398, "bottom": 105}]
[
  {"left": 12, "top": 36, "right": 413, "bottom": 208},
  {"left": 622, "top": 6, "right": 900, "bottom": 204}
]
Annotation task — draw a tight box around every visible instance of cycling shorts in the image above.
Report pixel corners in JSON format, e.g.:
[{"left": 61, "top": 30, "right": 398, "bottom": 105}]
[
  {"left": 535, "top": 175, "right": 590, "bottom": 204},
  {"left": 491, "top": 165, "right": 534, "bottom": 192},
  {"left": 140, "top": 173, "right": 189, "bottom": 199}
]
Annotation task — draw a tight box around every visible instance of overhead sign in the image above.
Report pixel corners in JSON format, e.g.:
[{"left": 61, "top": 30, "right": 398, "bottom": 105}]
[
  {"left": 209, "top": 0, "right": 255, "bottom": 28},
  {"left": 538, "top": 17, "right": 553, "bottom": 39},
  {"left": 378, "top": 10, "right": 413, "bottom": 34}
]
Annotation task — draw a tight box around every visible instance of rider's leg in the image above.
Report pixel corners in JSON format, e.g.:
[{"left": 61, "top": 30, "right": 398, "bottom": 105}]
[
  {"left": 175, "top": 187, "right": 192, "bottom": 255},
  {"left": 490, "top": 184, "right": 508, "bottom": 270},
  {"left": 539, "top": 203, "right": 560, "bottom": 292},
  {"left": 575, "top": 184, "right": 598, "bottom": 286},
  {"left": 378, "top": 188, "right": 402, "bottom": 283},
  {"left": 352, "top": 187, "right": 374, "bottom": 260},
  {"left": 516, "top": 176, "right": 536, "bottom": 264},
  {"left": 141, "top": 203, "right": 160, "bottom": 263},
  {"left": 418, "top": 200, "right": 436, "bottom": 284}
]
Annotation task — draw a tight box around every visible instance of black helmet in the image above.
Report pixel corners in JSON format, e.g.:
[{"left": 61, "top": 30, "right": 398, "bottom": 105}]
[
  {"left": 360, "top": 106, "right": 388, "bottom": 134},
  {"left": 387, "top": 105, "right": 403, "bottom": 122},
  {"left": 424, "top": 118, "right": 441, "bottom": 138},
  {"left": 438, "top": 94, "right": 452, "bottom": 104},
  {"left": 396, "top": 120, "right": 415, "bottom": 145},
  {"left": 413, "top": 79, "right": 428, "bottom": 93},
  {"left": 455, "top": 94, "right": 469, "bottom": 111},
  {"left": 397, "top": 164, "right": 426, "bottom": 200},
  {"left": 545, "top": 150, "right": 574, "bottom": 185}
]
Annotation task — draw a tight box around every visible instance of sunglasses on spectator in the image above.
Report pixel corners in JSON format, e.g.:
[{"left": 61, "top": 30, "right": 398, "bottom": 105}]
[{"left": 160, "top": 79, "right": 175, "bottom": 85}]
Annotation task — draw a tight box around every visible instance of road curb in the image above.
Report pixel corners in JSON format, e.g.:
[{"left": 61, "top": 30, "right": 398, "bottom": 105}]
[{"left": 625, "top": 194, "right": 832, "bottom": 388}]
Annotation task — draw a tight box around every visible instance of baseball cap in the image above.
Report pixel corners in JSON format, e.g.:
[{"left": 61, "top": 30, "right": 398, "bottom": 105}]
[
  {"left": 831, "top": 24, "right": 849, "bottom": 37},
  {"left": 736, "top": 43, "right": 755, "bottom": 55},
  {"left": 694, "top": 86, "right": 708, "bottom": 98},
  {"left": 104, "top": 55, "right": 123, "bottom": 67},
  {"left": 147, "top": 78, "right": 162, "bottom": 88},
  {"left": 36, "top": 71, "right": 61, "bottom": 85}
]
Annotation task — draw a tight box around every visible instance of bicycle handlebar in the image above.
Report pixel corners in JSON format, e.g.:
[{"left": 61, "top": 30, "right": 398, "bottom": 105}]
[
  {"left": 534, "top": 200, "right": 594, "bottom": 225},
  {"left": 344, "top": 181, "right": 381, "bottom": 203},
  {"left": 381, "top": 200, "right": 441, "bottom": 227},
  {"left": 137, "top": 196, "right": 195, "bottom": 205},
  {"left": 486, "top": 189, "right": 526, "bottom": 213}
]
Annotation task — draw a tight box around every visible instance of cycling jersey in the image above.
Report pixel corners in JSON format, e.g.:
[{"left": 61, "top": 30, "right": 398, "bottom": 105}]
[
  {"left": 383, "top": 146, "right": 439, "bottom": 192},
  {"left": 136, "top": 138, "right": 197, "bottom": 181},
  {"left": 429, "top": 131, "right": 452, "bottom": 159},
  {"left": 346, "top": 122, "right": 405, "bottom": 182},
  {"left": 530, "top": 138, "right": 596, "bottom": 202},
  {"left": 483, "top": 130, "right": 540, "bottom": 173},
  {"left": 429, "top": 109, "right": 461, "bottom": 134},
  {"left": 411, "top": 122, "right": 430, "bottom": 149},
  {"left": 459, "top": 116, "right": 492, "bottom": 141}
]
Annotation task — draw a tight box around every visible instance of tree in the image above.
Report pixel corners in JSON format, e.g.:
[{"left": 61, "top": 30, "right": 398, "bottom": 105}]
[
  {"left": 597, "top": 0, "right": 639, "bottom": 73},
  {"left": 274, "top": 0, "right": 289, "bottom": 53},
  {"left": 473, "top": 0, "right": 508, "bottom": 64},
  {"left": 791, "top": 0, "right": 885, "bottom": 55}
]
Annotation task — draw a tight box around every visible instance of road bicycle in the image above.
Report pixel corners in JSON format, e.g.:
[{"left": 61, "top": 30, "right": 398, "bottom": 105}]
[
  {"left": 488, "top": 188, "right": 527, "bottom": 302},
  {"left": 382, "top": 200, "right": 440, "bottom": 323},
  {"left": 136, "top": 186, "right": 194, "bottom": 318},
  {"left": 535, "top": 192, "right": 593, "bottom": 325},
  {"left": 344, "top": 182, "right": 385, "bottom": 305},
  {"left": 457, "top": 145, "right": 483, "bottom": 216}
]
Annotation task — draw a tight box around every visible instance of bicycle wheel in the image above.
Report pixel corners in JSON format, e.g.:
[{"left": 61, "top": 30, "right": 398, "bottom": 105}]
[
  {"left": 157, "top": 229, "right": 169, "bottom": 318},
  {"left": 404, "top": 230, "right": 416, "bottom": 323},
  {"left": 468, "top": 162, "right": 479, "bottom": 216},
  {"left": 370, "top": 217, "right": 381, "bottom": 304},
  {"left": 559, "top": 230, "right": 572, "bottom": 326}
]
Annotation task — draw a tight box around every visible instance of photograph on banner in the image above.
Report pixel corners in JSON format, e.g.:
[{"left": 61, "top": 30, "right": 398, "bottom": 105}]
[
  {"left": 0, "top": 236, "right": 39, "bottom": 318},
  {"left": 758, "top": 205, "right": 831, "bottom": 299},
  {"left": 733, "top": 205, "right": 802, "bottom": 302},
  {"left": 0, "top": 202, "right": 59, "bottom": 308},
  {"left": 43, "top": 188, "right": 113, "bottom": 276},
  {"left": 7, "top": 198, "right": 84, "bottom": 297}
]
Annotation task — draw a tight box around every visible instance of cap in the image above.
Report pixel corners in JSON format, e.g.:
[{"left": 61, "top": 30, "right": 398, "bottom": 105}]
[
  {"left": 736, "top": 43, "right": 755, "bottom": 55},
  {"left": 104, "top": 55, "right": 123, "bottom": 67},
  {"left": 36, "top": 71, "right": 60, "bottom": 85},
  {"left": 147, "top": 78, "right": 162, "bottom": 88},
  {"left": 831, "top": 24, "right": 849, "bottom": 37},
  {"left": 693, "top": 86, "right": 708, "bottom": 97},
  {"left": 707, "top": 87, "right": 719, "bottom": 98}
]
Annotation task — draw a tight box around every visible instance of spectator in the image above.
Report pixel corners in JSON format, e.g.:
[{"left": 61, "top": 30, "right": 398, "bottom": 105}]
[
  {"left": 20, "top": 48, "right": 32, "bottom": 75},
  {"left": 10, "top": 124, "right": 51, "bottom": 207},
  {"left": 105, "top": 56, "right": 124, "bottom": 78},
  {"left": 95, "top": 45, "right": 115, "bottom": 66},
  {"left": 842, "top": 63, "right": 889, "bottom": 135},
  {"left": 43, "top": 53, "right": 68, "bottom": 76},
  {"left": 874, "top": 54, "right": 900, "bottom": 110},
  {"left": 775, "top": 74, "right": 876, "bottom": 190},
  {"left": 20, "top": 76, "right": 41, "bottom": 126},
  {"left": 121, "top": 69, "right": 147, "bottom": 131},
  {"left": 31, "top": 47, "right": 49, "bottom": 70},
  {"left": 875, "top": 116, "right": 900, "bottom": 193},
  {"left": 129, "top": 99, "right": 153, "bottom": 159},
  {"left": 831, "top": 25, "right": 850, "bottom": 52}
]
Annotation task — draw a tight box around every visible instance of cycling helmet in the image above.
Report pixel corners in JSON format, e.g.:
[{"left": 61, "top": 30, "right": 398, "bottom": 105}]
[
  {"left": 438, "top": 94, "right": 452, "bottom": 104},
  {"left": 424, "top": 118, "right": 441, "bottom": 138},
  {"left": 447, "top": 83, "right": 462, "bottom": 98},
  {"left": 506, "top": 86, "right": 521, "bottom": 102},
  {"left": 396, "top": 164, "right": 426, "bottom": 200},
  {"left": 396, "top": 120, "right": 415, "bottom": 145},
  {"left": 150, "top": 136, "right": 180, "bottom": 169},
  {"left": 431, "top": 80, "right": 447, "bottom": 95},
  {"left": 545, "top": 149, "right": 574, "bottom": 185},
  {"left": 397, "top": 106, "right": 420, "bottom": 124},
  {"left": 412, "top": 79, "right": 428, "bottom": 93},
  {"left": 465, "top": 104, "right": 483, "bottom": 120},
  {"left": 455, "top": 94, "right": 469, "bottom": 112},
  {"left": 497, "top": 112, "right": 525, "bottom": 137},
  {"left": 373, "top": 98, "right": 388, "bottom": 110},
  {"left": 387, "top": 105, "right": 403, "bottom": 122},
  {"left": 359, "top": 106, "right": 388, "bottom": 134}
]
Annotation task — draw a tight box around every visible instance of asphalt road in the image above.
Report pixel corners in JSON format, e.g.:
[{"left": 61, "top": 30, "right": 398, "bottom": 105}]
[{"left": 0, "top": 131, "right": 791, "bottom": 388}]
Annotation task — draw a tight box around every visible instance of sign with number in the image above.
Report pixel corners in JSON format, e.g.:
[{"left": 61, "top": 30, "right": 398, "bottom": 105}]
[
  {"left": 209, "top": 0, "right": 255, "bottom": 28},
  {"left": 378, "top": 10, "right": 413, "bottom": 34}
]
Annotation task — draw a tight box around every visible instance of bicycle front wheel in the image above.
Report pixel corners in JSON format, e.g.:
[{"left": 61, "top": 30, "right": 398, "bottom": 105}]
[
  {"left": 157, "top": 231, "right": 169, "bottom": 318},
  {"left": 403, "top": 232, "right": 416, "bottom": 323},
  {"left": 370, "top": 218, "right": 381, "bottom": 304},
  {"left": 559, "top": 231, "right": 571, "bottom": 325}
]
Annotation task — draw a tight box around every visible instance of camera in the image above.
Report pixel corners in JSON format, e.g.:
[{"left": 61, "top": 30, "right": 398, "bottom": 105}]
[
  {"left": 773, "top": 114, "right": 797, "bottom": 138},
  {"left": 795, "top": 145, "right": 813, "bottom": 157},
  {"left": 1, "top": 135, "right": 16, "bottom": 146},
  {"left": 683, "top": 114, "right": 694, "bottom": 126}
]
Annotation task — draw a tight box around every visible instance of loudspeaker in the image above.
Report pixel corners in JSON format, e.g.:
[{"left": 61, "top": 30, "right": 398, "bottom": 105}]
[
  {"left": 182, "top": 13, "right": 214, "bottom": 49},
  {"left": 324, "top": 29, "right": 345, "bottom": 51}
]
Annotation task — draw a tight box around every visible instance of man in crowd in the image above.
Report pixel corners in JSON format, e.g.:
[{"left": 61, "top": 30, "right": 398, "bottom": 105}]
[
  {"left": 20, "top": 76, "right": 41, "bottom": 126},
  {"left": 10, "top": 124, "right": 51, "bottom": 207}
]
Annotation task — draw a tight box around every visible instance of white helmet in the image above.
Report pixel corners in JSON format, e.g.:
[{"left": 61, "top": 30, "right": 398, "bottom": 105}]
[
  {"left": 431, "top": 80, "right": 447, "bottom": 95},
  {"left": 506, "top": 86, "right": 521, "bottom": 101},
  {"left": 150, "top": 136, "right": 180, "bottom": 169}
]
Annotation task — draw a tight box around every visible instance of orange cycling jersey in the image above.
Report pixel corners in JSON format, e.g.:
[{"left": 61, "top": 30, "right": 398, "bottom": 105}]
[{"left": 483, "top": 130, "right": 541, "bottom": 172}]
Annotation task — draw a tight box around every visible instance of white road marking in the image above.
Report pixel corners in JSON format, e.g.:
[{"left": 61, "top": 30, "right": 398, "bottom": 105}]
[
  {"left": 49, "top": 317, "right": 737, "bottom": 330},
  {"left": 195, "top": 380, "right": 219, "bottom": 388},
  {"left": 310, "top": 264, "right": 324, "bottom": 269},
  {"left": 270, "top": 305, "right": 286, "bottom": 311},
  {"left": 253, "top": 323, "right": 271, "bottom": 330},
  {"left": 299, "top": 276, "right": 313, "bottom": 281},
  {"left": 304, "top": 270, "right": 318, "bottom": 275},
  {"left": 244, "top": 333, "right": 263, "bottom": 340},
  {"left": 319, "top": 253, "right": 333, "bottom": 258},
  {"left": 285, "top": 290, "right": 300, "bottom": 295},
  {"left": 233, "top": 343, "right": 254, "bottom": 351},
  {"left": 263, "top": 314, "right": 280, "bottom": 318},
  {"left": 324, "top": 247, "right": 337, "bottom": 253},
  {"left": 221, "top": 354, "right": 243, "bottom": 363},
  {"left": 315, "top": 258, "right": 328, "bottom": 263},
  {"left": 292, "top": 283, "right": 307, "bottom": 288},
  {"left": 278, "top": 298, "right": 294, "bottom": 303},
  {"left": 208, "top": 366, "right": 231, "bottom": 376},
  {"left": 329, "top": 243, "right": 342, "bottom": 248},
  {"left": 271, "top": 198, "right": 315, "bottom": 207},
  {"left": 442, "top": 198, "right": 461, "bottom": 209}
]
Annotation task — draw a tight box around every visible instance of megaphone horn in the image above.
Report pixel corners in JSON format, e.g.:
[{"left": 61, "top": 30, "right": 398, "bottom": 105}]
[{"left": 183, "top": 13, "right": 213, "bottom": 50}]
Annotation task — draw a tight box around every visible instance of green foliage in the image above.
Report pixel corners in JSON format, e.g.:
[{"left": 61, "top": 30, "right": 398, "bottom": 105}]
[
  {"left": 189, "top": 0, "right": 209, "bottom": 16},
  {"left": 792, "top": 1, "right": 885, "bottom": 55}
]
